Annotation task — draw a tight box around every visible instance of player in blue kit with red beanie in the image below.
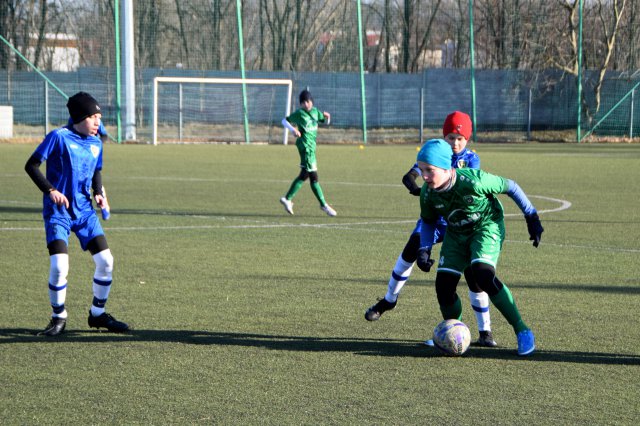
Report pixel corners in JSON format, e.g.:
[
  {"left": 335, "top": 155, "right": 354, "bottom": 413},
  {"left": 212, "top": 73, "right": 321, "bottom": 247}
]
[
  {"left": 365, "top": 111, "right": 498, "bottom": 347},
  {"left": 25, "top": 91, "right": 129, "bottom": 336}
]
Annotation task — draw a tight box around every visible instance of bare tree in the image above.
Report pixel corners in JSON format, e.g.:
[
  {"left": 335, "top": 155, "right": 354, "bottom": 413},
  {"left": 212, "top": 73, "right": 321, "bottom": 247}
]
[
  {"left": 549, "top": 0, "right": 627, "bottom": 118},
  {"left": 0, "top": 1, "right": 17, "bottom": 69},
  {"left": 591, "top": 0, "right": 626, "bottom": 112},
  {"left": 401, "top": 0, "right": 412, "bottom": 72},
  {"left": 410, "top": 0, "right": 442, "bottom": 72},
  {"left": 135, "top": 1, "right": 162, "bottom": 69},
  {"left": 174, "top": 0, "right": 191, "bottom": 69}
]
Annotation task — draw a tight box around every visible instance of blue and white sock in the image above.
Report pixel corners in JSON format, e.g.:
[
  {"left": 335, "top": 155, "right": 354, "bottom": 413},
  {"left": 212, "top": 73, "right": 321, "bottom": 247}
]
[
  {"left": 469, "top": 290, "right": 491, "bottom": 332},
  {"left": 384, "top": 255, "right": 414, "bottom": 303},
  {"left": 90, "top": 250, "right": 113, "bottom": 317},
  {"left": 49, "top": 254, "right": 69, "bottom": 319}
]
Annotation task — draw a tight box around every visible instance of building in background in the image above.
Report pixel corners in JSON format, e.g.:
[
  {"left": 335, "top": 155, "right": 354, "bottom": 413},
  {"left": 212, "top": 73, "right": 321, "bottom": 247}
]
[{"left": 25, "top": 33, "right": 79, "bottom": 72}]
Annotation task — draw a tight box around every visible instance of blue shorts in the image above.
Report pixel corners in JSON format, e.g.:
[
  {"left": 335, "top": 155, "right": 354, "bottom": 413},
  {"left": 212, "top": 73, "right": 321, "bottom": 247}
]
[{"left": 45, "top": 213, "right": 104, "bottom": 251}]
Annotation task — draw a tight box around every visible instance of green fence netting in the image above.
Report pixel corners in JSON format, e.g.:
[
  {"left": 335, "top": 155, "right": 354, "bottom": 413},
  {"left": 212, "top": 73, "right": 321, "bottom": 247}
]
[{"left": 0, "top": 0, "right": 638, "bottom": 143}]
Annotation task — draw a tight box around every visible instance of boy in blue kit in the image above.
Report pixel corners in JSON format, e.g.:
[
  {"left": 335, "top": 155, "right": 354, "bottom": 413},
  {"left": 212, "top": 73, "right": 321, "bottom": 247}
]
[
  {"left": 365, "top": 111, "right": 497, "bottom": 347},
  {"left": 25, "top": 92, "right": 129, "bottom": 336}
]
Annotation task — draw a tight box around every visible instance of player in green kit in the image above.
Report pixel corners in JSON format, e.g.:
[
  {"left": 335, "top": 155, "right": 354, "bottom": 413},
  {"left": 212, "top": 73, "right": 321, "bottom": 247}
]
[
  {"left": 280, "top": 89, "right": 337, "bottom": 217},
  {"left": 415, "top": 139, "right": 544, "bottom": 356}
]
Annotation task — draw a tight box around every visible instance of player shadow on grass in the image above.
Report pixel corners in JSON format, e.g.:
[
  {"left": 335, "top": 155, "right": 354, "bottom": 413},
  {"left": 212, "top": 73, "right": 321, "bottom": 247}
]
[{"left": 1, "top": 327, "right": 639, "bottom": 365}]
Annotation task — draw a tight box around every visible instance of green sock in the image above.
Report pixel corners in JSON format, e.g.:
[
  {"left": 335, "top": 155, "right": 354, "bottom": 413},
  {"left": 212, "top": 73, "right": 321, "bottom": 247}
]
[
  {"left": 310, "top": 181, "right": 327, "bottom": 206},
  {"left": 439, "top": 295, "right": 462, "bottom": 320},
  {"left": 285, "top": 177, "right": 305, "bottom": 200},
  {"left": 490, "top": 285, "right": 528, "bottom": 333}
]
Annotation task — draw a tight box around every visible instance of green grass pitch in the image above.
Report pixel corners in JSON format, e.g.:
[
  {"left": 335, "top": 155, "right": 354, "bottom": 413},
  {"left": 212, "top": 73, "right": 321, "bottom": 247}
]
[{"left": 1, "top": 142, "right": 639, "bottom": 424}]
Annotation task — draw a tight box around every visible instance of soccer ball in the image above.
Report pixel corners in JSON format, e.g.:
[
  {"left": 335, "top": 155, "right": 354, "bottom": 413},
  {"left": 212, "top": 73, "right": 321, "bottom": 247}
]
[{"left": 432, "top": 319, "right": 471, "bottom": 356}]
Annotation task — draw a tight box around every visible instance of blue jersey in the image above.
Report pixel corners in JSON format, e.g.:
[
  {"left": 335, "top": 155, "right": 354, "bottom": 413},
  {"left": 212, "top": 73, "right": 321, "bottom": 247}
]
[
  {"left": 32, "top": 126, "right": 103, "bottom": 220},
  {"left": 452, "top": 148, "right": 480, "bottom": 169}
]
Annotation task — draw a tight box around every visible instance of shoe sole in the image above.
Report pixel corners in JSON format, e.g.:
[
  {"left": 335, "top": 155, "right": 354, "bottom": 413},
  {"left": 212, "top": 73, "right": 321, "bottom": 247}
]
[
  {"left": 38, "top": 328, "right": 66, "bottom": 336},
  {"left": 518, "top": 347, "right": 536, "bottom": 356},
  {"left": 89, "top": 324, "right": 129, "bottom": 332},
  {"left": 518, "top": 345, "right": 535, "bottom": 356},
  {"left": 473, "top": 340, "right": 498, "bottom": 347}
]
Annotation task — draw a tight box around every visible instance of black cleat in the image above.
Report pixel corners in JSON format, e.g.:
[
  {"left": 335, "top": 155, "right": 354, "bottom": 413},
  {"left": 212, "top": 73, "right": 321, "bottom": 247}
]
[
  {"left": 38, "top": 317, "right": 66, "bottom": 336},
  {"left": 365, "top": 298, "right": 397, "bottom": 321},
  {"left": 88, "top": 311, "right": 129, "bottom": 333},
  {"left": 475, "top": 330, "right": 498, "bottom": 347}
]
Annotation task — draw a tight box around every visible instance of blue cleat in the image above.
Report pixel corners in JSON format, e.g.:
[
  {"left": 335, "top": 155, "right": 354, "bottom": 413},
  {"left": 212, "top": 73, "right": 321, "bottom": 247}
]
[{"left": 517, "top": 329, "right": 535, "bottom": 356}]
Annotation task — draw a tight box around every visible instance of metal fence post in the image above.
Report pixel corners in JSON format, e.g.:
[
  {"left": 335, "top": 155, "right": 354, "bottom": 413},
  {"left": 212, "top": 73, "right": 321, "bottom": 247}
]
[
  {"left": 419, "top": 87, "right": 424, "bottom": 143},
  {"left": 527, "top": 87, "right": 532, "bottom": 141},
  {"left": 44, "top": 81, "right": 49, "bottom": 136},
  {"left": 630, "top": 89, "right": 635, "bottom": 139},
  {"left": 179, "top": 83, "right": 183, "bottom": 142}
]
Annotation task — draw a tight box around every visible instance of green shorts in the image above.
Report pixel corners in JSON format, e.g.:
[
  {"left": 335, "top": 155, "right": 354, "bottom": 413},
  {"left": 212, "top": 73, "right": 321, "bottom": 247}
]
[
  {"left": 436, "top": 221, "right": 505, "bottom": 275},
  {"left": 296, "top": 143, "right": 317, "bottom": 172}
]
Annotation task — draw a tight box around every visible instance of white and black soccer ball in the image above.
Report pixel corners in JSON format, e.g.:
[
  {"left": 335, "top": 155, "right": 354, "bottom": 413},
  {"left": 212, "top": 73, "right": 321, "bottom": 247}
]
[{"left": 432, "top": 319, "right": 471, "bottom": 356}]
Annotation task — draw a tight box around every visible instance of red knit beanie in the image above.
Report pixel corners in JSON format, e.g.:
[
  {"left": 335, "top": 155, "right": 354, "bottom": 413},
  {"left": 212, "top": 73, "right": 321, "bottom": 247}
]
[{"left": 442, "top": 111, "right": 472, "bottom": 140}]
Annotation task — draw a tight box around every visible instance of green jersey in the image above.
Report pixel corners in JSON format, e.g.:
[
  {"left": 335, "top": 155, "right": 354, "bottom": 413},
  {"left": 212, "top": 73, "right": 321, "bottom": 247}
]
[
  {"left": 420, "top": 168, "right": 509, "bottom": 235},
  {"left": 286, "top": 107, "right": 325, "bottom": 150}
]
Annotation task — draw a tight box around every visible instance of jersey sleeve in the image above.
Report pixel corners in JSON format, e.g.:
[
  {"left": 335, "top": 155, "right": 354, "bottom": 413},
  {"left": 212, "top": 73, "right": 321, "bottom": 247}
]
[
  {"left": 409, "top": 162, "right": 420, "bottom": 175},
  {"left": 98, "top": 121, "right": 107, "bottom": 137},
  {"left": 314, "top": 107, "right": 325, "bottom": 123},
  {"left": 96, "top": 145, "right": 104, "bottom": 171},
  {"left": 285, "top": 109, "right": 300, "bottom": 126},
  {"left": 475, "top": 169, "right": 509, "bottom": 195},
  {"left": 32, "top": 131, "right": 60, "bottom": 163},
  {"left": 419, "top": 186, "right": 440, "bottom": 223},
  {"left": 468, "top": 151, "right": 480, "bottom": 169}
]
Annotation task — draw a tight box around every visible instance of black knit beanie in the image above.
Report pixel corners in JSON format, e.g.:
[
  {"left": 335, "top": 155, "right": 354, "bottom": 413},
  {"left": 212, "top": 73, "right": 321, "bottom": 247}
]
[
  {"left": 299, "top": 89, "right": 313, "bottom": 104},
  {"left": 67, "top": 92, "right": 101, "bottom": 124}
]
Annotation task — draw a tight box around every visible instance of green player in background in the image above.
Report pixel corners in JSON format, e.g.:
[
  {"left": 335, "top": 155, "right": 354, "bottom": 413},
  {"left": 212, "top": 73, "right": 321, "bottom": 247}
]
[
  {"left": 280, "top": 89, "right": 337, "bottom": 217},
  {"left": 415, "top": 139, "right": 544, "bottom": 356}
]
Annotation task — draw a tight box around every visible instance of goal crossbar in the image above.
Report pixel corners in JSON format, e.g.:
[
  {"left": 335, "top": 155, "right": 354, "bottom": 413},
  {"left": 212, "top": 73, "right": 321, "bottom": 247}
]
[{"left": 152, "top": 76, "right": 293, "bottom": 145}]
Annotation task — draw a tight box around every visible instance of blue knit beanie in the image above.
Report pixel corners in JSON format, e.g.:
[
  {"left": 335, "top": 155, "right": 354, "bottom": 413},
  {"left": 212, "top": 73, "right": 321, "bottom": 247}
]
[{"left": 417, "top": 139, "right": 453, "bottom": 170}]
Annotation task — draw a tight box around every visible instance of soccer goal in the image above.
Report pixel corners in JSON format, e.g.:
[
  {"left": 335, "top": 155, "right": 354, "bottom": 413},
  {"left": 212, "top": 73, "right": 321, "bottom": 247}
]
[{"left": 152, "top": 77, "right": 293, "bottom": 145}]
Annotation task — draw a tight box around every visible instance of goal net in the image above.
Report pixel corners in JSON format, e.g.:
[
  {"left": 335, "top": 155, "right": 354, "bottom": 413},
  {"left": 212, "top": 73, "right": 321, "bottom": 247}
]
[{"left": 152, "top": 77, "right": 293, "bottom": 145}]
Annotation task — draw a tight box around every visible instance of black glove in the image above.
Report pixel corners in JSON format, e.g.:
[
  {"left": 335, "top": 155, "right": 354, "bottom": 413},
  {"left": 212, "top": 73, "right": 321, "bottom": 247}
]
[
  {"left": 525, "top": 213, "right": 544, "bottom": 247},
  {"left": 416, "top": 247, "right": 434, "bottom": 272},
  {"left": 402, "top": 172, "right": 422, "bottom": 197}
]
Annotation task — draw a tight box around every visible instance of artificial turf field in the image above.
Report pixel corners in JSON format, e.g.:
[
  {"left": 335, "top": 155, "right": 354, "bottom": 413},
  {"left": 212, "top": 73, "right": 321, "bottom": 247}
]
[{"left": 1, "top": 142, "right": 639, "bottom": 424}]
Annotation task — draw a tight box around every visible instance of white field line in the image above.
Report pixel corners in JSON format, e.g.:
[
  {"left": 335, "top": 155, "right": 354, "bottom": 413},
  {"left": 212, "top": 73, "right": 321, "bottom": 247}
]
[
  {"left": 5, "top": 192, "right": 638, "bottom": 253},
  {"left": 122, "top": 175, "right": 402, "bottom": 188},
  {"left": 2, "top": 222, "right": 638, "bottom": 253}
]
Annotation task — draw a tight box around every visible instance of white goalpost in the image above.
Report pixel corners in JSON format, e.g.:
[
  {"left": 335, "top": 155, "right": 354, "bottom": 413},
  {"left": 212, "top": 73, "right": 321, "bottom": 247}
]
[{"left": 152, "top": 76, "right": 293, "bottom": 145}]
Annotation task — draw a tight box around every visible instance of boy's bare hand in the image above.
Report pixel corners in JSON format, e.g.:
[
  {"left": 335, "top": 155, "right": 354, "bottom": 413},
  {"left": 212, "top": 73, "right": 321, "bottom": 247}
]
[
  {"left": 49, "top": 190, "right": 69, "bottom": 209},
  {"left": 94, "top": 194, "right": 109, "bottom": 211}
]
